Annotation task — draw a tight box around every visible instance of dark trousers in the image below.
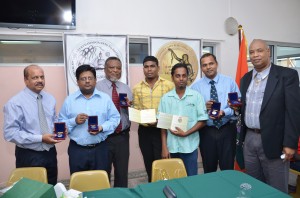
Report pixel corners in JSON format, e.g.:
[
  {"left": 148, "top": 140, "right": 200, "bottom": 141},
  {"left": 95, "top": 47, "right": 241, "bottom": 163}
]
[
  {"left": 15, "top": 146, "right": 58, "bottom": 185},
  {"left": 170, "top": 149, "right": 198, "bottom": 176},
  {"left": 138, "top": 125, "right": 162, "bottom": 182},
  {"left": 107, "top": 130, "right": 130, "bottom": 187},
  {"left": 199, "top": 122, "right": 237, "bottom": 173},
  {"left": 68, "top": 140, "right": 108, "bottom": 174}
]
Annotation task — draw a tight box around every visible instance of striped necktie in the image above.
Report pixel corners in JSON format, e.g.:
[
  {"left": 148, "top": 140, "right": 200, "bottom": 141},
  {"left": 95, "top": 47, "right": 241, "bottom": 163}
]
[
  {"left": 112, "top": 83, "right": 122, "bottom": 133},
  {"left": 37, "top": 94, "right": 52, "bottom": 151}
]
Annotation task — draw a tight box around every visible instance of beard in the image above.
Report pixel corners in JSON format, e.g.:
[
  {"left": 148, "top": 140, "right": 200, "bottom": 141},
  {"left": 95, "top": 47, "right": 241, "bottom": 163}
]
[
  {"left": 80, "top": 87, "right": 95, "bottom": 96},
  {"left": 108, "top": 76, "right": 119, "bottom": 82}
]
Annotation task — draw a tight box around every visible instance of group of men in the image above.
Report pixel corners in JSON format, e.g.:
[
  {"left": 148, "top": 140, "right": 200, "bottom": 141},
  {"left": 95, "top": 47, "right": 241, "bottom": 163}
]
[{"left": 3, "top": 39, "right": 300, "bottom": 194}]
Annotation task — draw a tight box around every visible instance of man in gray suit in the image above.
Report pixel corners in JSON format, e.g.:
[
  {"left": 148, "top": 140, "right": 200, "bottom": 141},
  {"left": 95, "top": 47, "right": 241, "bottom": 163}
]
[{"left": 239, "top": 39, "right": 300, "bottom": 193}]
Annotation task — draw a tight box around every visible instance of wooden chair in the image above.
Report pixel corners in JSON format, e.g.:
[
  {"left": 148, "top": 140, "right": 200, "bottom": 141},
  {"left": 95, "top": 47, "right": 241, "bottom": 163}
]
[
  {"left": 69, "top": 170, "right": 110, "bottom": 192},
  {"left": 151, "top": 158, "right": 187, "bottom": 182},
  {"left": 290, "top": 169, "right": 300, "bottom": 198},
  {"left": 7, "top": 167, "right": 48, "bottom": 186}
]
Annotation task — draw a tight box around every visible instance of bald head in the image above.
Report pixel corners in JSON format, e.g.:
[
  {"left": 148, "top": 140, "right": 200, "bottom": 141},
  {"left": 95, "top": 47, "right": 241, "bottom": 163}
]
[
  {"left": 250, "top": 39, "right": 269, "bottom": 50},
  {"left": 249, "top": 39, "right": 271, "bottom": 72},
  {"left": 24, "top": 65, "right": 42, "bottom": 79}
]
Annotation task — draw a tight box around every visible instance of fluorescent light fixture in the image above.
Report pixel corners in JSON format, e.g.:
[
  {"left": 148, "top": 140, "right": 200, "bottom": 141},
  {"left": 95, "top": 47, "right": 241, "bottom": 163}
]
[{"left": 0, "top": 41, "right": 41, "bottom": 44}]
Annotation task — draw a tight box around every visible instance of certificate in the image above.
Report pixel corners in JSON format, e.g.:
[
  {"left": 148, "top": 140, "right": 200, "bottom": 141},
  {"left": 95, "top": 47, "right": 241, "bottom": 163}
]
[
  {"left": 129, "top": 107, "right": 156, "bottom": 123},
  {"left": 157, "top": 112, "right": 188, "bottom": 131}
]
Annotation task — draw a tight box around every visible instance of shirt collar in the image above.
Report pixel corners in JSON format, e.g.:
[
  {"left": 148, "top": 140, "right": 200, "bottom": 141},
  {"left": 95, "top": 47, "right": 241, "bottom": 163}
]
[
  {"left": 142, "top": 77, "right": 165, "bottom": 86},
  {"left": 74, "top": 88, "right": 101, "bottom": 99},
  {"left": 252, "top": 63, "right": 271, "bottom": 80},
  {"left": 24, "top": 87, "right": 43, "bottom": 99},
  {"left": 203, "top": 73, "right": 220, "bottom": 84},
  {"left": 169, "top": 87, "right": 193, "bottom": 99},
  {"left": 103, "top": 78, "right": 119, "bottom": 89}
]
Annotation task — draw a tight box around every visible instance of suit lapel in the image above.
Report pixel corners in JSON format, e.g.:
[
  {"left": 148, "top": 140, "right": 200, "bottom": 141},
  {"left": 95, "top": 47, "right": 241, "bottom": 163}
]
[{"left": 261, "top": 64, "right": 278, "bottom": 112}]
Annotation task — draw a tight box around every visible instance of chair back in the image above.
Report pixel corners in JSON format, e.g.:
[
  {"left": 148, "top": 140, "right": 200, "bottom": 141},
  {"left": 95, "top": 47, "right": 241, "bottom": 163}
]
[
  {"left": 289, "top": 168, "right": 300, "bottom": 197},
  {"left": 69, "top": 170, "right": 110, "bottom": 192},
  {"left": 7, "top": 167, "right": 48, "bottom": 186},
  {"left": 151, "top": 158, "right": 187, "bottom": 182}
]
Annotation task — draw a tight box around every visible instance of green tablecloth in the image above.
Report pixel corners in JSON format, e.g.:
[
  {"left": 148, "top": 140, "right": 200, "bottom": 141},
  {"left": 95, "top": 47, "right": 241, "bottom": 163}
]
[
  {"left": 82, "top": 170, "right": 289, "bottom": 198},
  {"left": 2, "top": 178, "right": 55, "bottom": 198}
]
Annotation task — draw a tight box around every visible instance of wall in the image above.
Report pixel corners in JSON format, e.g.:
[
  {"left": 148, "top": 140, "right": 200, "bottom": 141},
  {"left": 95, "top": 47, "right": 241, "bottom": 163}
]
[{"left": 0, "top": 0, "right": 300, "bottom": 186}]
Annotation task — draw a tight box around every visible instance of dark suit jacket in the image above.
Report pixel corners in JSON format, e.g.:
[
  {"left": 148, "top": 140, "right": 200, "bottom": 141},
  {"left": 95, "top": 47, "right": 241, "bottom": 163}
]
[{"left": 240, "top": 64, "right": 300, "bottom": 159}]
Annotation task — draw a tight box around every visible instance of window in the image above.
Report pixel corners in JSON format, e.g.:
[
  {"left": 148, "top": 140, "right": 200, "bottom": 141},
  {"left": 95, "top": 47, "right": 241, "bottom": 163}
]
[
  {"left": 276, "top": 46, "right": 300, "bottom": 68},
  {"left": 202, "top": 46, "right": 214, "bottom": 55},
  {"left": 129, "top": 43, "right": 148, "bottom": 64},
  {"left": 128, "top": 38, "right": 217, "bottom": 64},
  {"left": 0, "top": 41, "right": 63, "bottom": 64}
]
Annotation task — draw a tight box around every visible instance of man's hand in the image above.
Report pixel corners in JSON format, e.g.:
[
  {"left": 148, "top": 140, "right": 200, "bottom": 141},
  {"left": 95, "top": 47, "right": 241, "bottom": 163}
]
[
  {"left": 147, "top": 121, "right": 157, "bottom": 127},
  {"left": 89, "top": 125, "right": 103, "bottom": 135},
  {"left": 42, "top": 134, "right": 61, "bottom": 144},
  {"left": 228, "top": 99, "right": 241, "bottom": 111},
  {"left": 206, "top": 100, "right": 214, "bottom": 111},
  {"left": 210, "top": 110, "right": 225, "bottom": 120},
  {"left": 170, "top": 127, "right": 186, "bottom": 137},
  {"left": 161, "top": 146, "right": 171, "bottom": 159},
  {"left": 125, "top": 97, "right": 133, "bottom": 107},
  {"left": 283, "top": 147, "right": 296, "bottom": 161},
  {"left": 75, "top": 113, "right": 88, "bottom": 125}
]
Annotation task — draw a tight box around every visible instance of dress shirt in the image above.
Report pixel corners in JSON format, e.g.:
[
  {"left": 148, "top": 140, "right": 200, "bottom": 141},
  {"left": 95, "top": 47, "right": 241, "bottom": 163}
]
[
  {"left": 3, "top": 87, "right": 56, "bottom": 151},
  {"left": 58, "top": 89, "right": 120, "bottom": 146},
  {"left": 158, "top": 88, "right": 208, "bottom": 153},
  {"left": 191, "top": 74, "right": 240, "bottom": 126},
  {"left": 96, "top": 78, "right": 132, "bottom": 131},
  {"left": 133, "top": 77, "right": 174, "bottom": 112},
  {"left": 245, "top": 65, "right": 271, "bottom": 129}
]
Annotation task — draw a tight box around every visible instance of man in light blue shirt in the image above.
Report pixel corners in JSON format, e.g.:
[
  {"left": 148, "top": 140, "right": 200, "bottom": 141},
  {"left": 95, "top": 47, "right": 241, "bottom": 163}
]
[
  {"left": 192, "top": 53, "right": 240, "bottom": 173},
  {"left": 59, "top": 64, "right": 120, "bottom": 174},
  {"left": 158, "top": 63, "right": 208, "bottom": 176},
  {"left": 3, "top": 65, "right": 61, "bottom": 185}
]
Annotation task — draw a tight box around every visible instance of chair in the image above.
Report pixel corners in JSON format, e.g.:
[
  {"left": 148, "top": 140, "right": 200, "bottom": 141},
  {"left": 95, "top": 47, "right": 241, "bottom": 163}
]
[
  {"left": 151, "top": 158, "right": 187, "bottom": 182},
  {"left": 69, "top": 170, "right": 110, "bottom": 192},
  {"left": 6, "top": 167, "right": 48, "bottom": 186},
  {"left": 290, "top": 169, "right": 300, "bottom": 198}
]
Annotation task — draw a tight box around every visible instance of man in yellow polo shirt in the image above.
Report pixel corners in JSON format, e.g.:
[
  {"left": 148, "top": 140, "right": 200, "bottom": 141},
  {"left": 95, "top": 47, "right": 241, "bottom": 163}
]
[{"left": 133, "top": 56, "right": 174, "bottom": 182}]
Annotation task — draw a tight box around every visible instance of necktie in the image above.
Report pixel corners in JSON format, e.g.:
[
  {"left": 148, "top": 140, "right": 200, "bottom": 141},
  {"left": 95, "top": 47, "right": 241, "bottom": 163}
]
[
  {"left": 255, "top": 73, "right": 262, "bottom": 84},
  {"left": 112, "top": 83, "right": 122, "bottom": 133},
  {"left": 37, "top": 94, "right": 52, "bottom": 151},
  {"left": 210, "top": 80, "right": 222, "bottom": 128}
]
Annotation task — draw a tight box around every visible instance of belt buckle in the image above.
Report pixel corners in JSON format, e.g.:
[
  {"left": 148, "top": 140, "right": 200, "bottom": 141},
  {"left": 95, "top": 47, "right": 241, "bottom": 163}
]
[
  {"left": 254, "top": 129, "right": 260, "bottom": 133},
  {"left": 86, "top": 144, "right": 96, "bottom": 147}
]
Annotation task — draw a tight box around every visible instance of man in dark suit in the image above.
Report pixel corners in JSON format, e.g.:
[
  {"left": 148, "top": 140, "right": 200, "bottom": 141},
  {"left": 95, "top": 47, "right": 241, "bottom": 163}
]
[{"left": 239, "top": 39, "right": 300, "bottom": 193}]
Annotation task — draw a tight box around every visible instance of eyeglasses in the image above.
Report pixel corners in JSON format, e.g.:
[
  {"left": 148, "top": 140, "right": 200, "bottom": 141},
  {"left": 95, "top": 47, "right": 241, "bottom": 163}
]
[{"left": 79, "top": 76, "right": 95, "bottom": 82}]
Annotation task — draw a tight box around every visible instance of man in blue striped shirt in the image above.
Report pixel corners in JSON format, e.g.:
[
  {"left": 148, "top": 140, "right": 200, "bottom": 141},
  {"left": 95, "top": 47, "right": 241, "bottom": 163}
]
[{"left": 3, "top": 65, "right": 61, "bottom": 185}]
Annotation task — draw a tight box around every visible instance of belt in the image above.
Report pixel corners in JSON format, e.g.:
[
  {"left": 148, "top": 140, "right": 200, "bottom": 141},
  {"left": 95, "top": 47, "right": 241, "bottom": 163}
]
[
  {"left": 70, "top": 140, "right": 102, "bottom": 148},
  {"left": 207, "top": 122, "right": 231, "bottom": 130},
  {"left": 108, "top": 128, "right": 130, "bottom": 137},
  {"left": 248, "top": 128, "right": 261, "bottom": 133}
]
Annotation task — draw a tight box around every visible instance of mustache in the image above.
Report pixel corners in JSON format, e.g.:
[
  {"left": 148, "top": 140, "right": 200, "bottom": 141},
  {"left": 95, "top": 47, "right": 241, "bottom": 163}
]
[{"left": 35, "top": 82, "right": 44, "bottom": 86}]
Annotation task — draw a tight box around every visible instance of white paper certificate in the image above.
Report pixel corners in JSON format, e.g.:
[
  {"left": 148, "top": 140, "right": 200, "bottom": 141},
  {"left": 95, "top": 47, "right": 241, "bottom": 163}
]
[
  {"left": 129, "top": 107, "right": 156, "bottom": 123},
  {"left": 157, "top": 112, "right": 172, "bottom": 129},
  {"left": 170, "top": 115, "right": 188, "bottom": 131},
  {"left": 157, "top": 112, "right": 188, "bottom": 131}
]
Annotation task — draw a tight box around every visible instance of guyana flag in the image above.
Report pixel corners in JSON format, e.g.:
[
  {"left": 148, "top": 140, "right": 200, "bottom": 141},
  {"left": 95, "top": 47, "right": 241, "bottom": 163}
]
[{"left": 234, "top": 26, "right": 248, "bottom": 171}]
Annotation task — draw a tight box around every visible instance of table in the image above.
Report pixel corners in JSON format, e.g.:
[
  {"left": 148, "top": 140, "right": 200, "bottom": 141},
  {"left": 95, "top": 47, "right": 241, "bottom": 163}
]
[
  {"left": 82, "top": 170, "right": 290, "bottom": 198},
  {"left": 2, "top": 178, "right": 56, "bottom": 198}
]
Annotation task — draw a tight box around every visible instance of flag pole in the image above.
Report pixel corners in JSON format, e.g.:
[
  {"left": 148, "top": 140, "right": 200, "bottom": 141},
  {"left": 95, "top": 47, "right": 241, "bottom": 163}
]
[{"left": 238, "top": 25, "right": 243, "bottom": 50}]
